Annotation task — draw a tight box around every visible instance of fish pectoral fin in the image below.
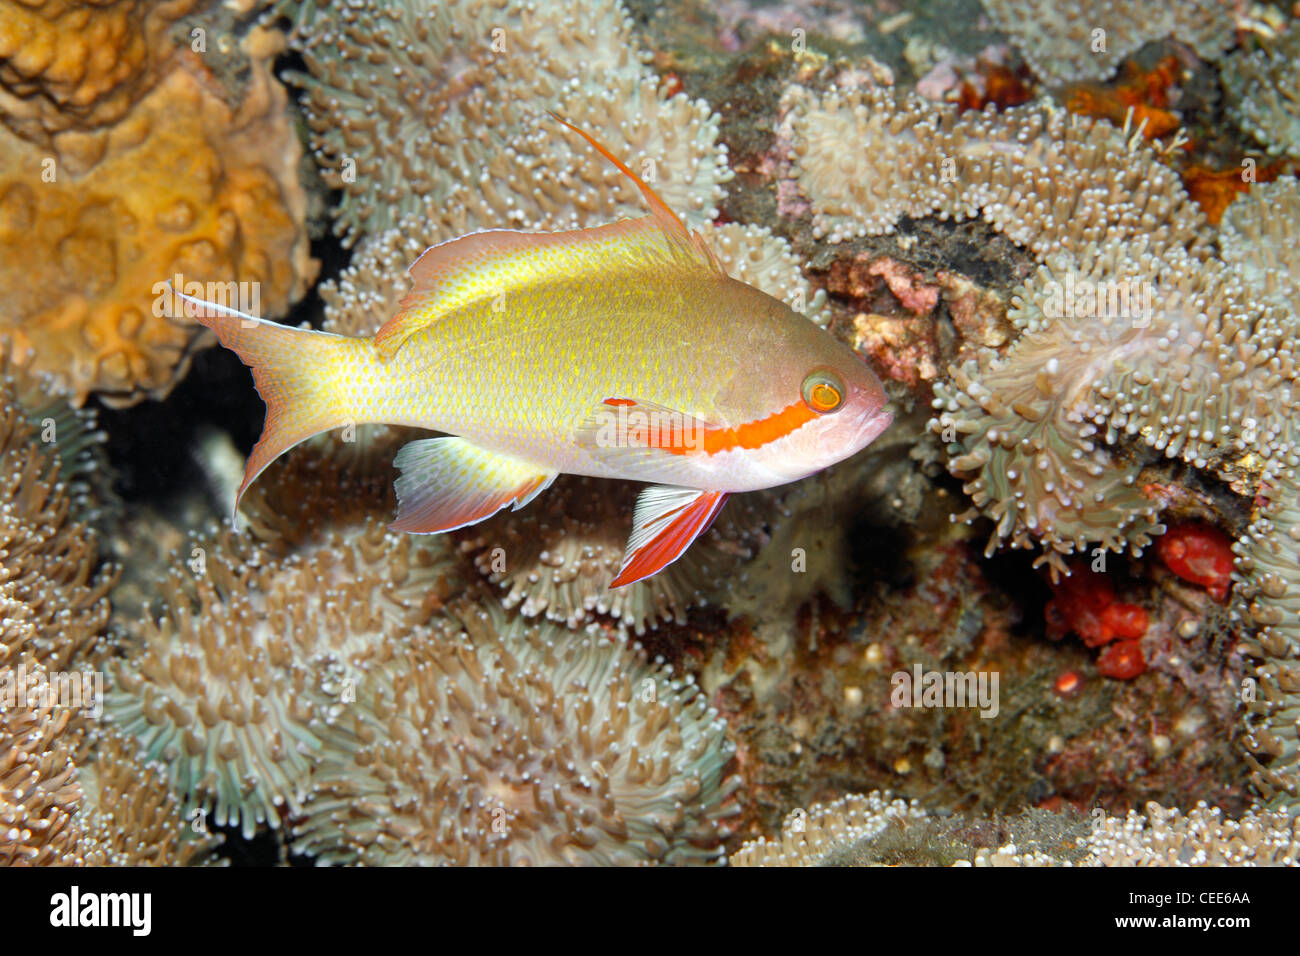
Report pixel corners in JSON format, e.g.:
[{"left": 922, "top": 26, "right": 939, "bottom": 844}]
[
  {"left": 611, "top": 485, "right": 729, "bottom": 588},
  {"left": 390, "top": 436, "right": 557, "bottom": 533},
  {"left": 575, "top": 397, "right": 726, "bottom": 481}
]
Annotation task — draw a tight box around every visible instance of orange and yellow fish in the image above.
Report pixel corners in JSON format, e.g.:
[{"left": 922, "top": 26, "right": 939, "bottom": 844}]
[{"left": 174, "top": 116, "right": 892, "bottom": 587}]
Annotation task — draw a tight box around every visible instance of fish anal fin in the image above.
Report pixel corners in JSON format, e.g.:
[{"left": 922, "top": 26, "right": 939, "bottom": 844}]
[
  {"left": 611, "top": 486, "right": 728, "bottom": 588},
  {"left": 390, "top": 436, "right": 556, "bottom": 533}
]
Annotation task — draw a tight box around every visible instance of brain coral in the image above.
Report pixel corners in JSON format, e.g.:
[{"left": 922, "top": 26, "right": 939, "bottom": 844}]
[
  {"left": 980, "top": 0, "right": 1235, "bottom": 84},
  {"left": 288, "top": 0, "right": 731, "bottom": 246},
  {"left": 292, "top": 601, "right": 739, "bottom": 865},
  {"left": 0, "top": 27, "right": 315, "bottom": 406},
  {"left": 0, "top": 0, "right": 196, "bottom": 142}
]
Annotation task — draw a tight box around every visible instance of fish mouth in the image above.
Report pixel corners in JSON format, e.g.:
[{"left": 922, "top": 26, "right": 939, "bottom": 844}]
[{"left": 853, "top": 408, "right": 893, "bottom": 449}]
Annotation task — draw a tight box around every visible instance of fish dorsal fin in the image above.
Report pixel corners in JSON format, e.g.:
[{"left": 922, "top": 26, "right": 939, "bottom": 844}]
[
  {"left": 372, "top": 115, "right": 724, "bottom": 360},
  {"left": 547, "top": 111, "right": 723, "bottom": 272}
]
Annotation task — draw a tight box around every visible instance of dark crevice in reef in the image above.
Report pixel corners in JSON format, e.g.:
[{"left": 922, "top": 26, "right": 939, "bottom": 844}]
[{"left": 96, "top": 346, "right": 265, "bottom": 506}]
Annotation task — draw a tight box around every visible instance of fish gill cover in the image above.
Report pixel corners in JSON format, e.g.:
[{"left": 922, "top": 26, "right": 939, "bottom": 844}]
[{"left": 1, "top": 0, "right": 1300, "bottom": 875}]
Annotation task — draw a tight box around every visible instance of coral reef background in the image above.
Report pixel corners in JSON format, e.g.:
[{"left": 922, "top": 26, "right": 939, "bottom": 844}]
[{"left": 3, "top": 0, "right": 1300, "bottom": 866}]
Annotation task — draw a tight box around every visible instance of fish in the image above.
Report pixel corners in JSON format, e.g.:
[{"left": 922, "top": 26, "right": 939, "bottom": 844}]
[{"left": 171, "top": 114, "right": 892, "bottom": 588}]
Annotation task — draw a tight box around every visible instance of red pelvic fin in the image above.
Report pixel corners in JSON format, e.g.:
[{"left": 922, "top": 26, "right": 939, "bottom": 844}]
[{"left": 610, "top": 486, "right": 729, "bottom": 588}]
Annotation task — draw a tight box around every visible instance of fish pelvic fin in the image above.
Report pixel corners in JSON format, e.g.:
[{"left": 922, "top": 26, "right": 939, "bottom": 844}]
[
  {"left": 172, "top": 285, "right": 362, "bottom": 515},
  {"left": 611, "top": 485, "right": 728, "bottom": 589},
  {"left": 390, "top": 436, "right": 557, "bottom": 533}
]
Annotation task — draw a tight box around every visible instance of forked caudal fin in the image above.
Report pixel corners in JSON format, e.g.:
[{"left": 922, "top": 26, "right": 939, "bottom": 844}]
[{"left": 170, "top": 284, "right": 360, "bottom": 514}]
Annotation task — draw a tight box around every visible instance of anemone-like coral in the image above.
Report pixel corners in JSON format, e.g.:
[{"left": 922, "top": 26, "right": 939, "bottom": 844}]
[
  {"left": 0, "top": 699, "right": 218, "bottom": 866},
  {"left": 0, "top": 368, "right": 112, "bottom": 670},
  {"left": 790, "top": 86, "right": 1208, "bottom": 260},
  {"left": 930, "top": 238, "right": 1292, "bottom": 576},
  {"left": 730, "top": 791, "right": 928, "bottom": 867},
  {"left": 8, "top": 366, "right": 115, "bottom": 525},
  {"left": 0, "top": 27, "right": 315, "bottom": 406},
  {"left": 697, "top": 222, "right": 830, "bottom": 327},
  {"left": 791, "top": 85, "right": 949, "bottom": 241},
  {"left": 106, "top": 448, "right": 462, "bottom": 836},
  {"left": 0, "top": 0, "right": 197, "bottom": 142},
  {"left": 455, "top": 476, "right": 774, "bottom": 635},
  {"left": 0, "top": 698, "right": 83, "bottom": 865},
  {"left": 1220, "top": 177, "right": 1300, "bottom": 308},
  {"left": 973, "top": 802, "right": 1300, "bottom": 866},
  {"left": 1223, "top": 30, "right": 1300, "bottom": 158},
  {"left": 735, "top": 793, "right": 1298, "bottom": 866},
  {"left": 291, "top": 600, "right": 739, "bottom": 865},
  {"left": 319, "top": 219, "right": 428, "bottom": 338},
  {"left": 62, "top": 726, "right": 222, "bottom": 865},
  {"left": 288, "top": 0, "right": 730, "bottom": 247},
  {"left": 1232, "top": 469, "right": 1300, "bottom": 809},
  {"left": 980, "top": 0, "right": 1235, "bottom": 85}
]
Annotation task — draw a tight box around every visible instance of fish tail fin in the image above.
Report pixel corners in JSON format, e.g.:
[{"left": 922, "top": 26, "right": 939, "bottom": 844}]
[{"left": 174, "top": 285, "right": 355, "bottom": 514}]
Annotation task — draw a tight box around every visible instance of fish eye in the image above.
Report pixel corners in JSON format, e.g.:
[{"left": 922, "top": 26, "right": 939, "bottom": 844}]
[{"left": 801, "top": 370, "right": 845, "bottom": 414}]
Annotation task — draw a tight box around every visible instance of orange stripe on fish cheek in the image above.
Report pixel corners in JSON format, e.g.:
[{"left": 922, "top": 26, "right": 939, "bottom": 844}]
[{"left": 658, "top": 400, "right": 816, "bottom": 456}]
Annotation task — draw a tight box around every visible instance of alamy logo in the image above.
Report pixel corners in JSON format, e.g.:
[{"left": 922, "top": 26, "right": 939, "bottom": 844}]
[
  {"left": 890, "top": 664, "right": 999, "bottom": 718},
  {"left": 0, "top": 661, "right": 102, "bottom": 718},
  {"left": 152, "top": 273, "right": 261, "bottom": 320},
  {"left": 593, "top": 400, "right": 707, "bottom": 453},
  {"left": 49, "top": 887, "right": 151, "bottom": 936},
  {"left": 1041, "top": 271, "right": 1153, "bottom": 327}
]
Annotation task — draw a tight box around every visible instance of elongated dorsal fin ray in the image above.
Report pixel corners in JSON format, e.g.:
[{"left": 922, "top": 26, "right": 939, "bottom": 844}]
[
  {"left": 546, "top": 110, "right": 688, "bottom": 237},
  {"left": 548, "top": 110, "right": 725, "bottom": 275}
]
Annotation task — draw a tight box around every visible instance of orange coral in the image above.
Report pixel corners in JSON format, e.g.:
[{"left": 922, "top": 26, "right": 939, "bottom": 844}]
[
  {"left": 0, "top": 27, "right": 316, "bottom": 406},
  {"left": 0, "top": 0, "right": 196, "bottom": 143},
  {"left": 955, "top": 60, "right": 1035, "bottom": 113},
  {"left": 1064, "top": 56, "right": 1183, "bottom": 141},
  {"left": 1181, "top": 162, "right": 1283, "bottom": 225}
]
